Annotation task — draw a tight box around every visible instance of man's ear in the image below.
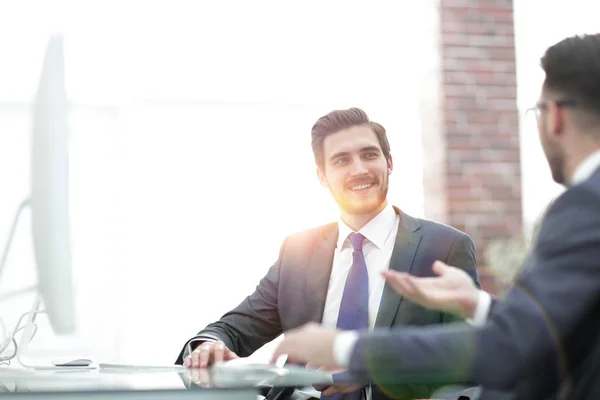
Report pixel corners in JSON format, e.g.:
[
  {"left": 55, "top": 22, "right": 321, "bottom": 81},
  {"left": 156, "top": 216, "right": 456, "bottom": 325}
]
[
  {"left": 317, "top": 168, "right": 328, "bottom": 188},
  {"left": 548, "top": 100, "right": 566, "bottom": 137},
  {"left": 387, "top": 154, "right": 394, "bottom": 175}
]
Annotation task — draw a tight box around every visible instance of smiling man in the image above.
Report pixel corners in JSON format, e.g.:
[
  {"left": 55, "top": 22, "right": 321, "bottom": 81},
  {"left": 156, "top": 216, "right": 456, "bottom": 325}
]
[{"left": 176, "top": 108, "right": 480, "bottom": 400}]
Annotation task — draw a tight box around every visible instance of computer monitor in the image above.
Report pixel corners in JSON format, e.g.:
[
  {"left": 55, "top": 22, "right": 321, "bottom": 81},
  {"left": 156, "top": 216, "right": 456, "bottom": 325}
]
[{"left": 30, "top": 34, "right": 75, "bottom": 335}]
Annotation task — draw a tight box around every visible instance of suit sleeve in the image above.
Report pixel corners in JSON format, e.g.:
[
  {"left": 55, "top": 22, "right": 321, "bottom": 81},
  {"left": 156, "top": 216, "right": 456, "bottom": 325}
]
[
  {"left": 174, "top": 238, "right": 286, "bottom": 364},
  {"left": 348, "top": 185, "right": 600, "bottom": 391},
  {"left": 442, "top": 232, "right": 481, "bottom": 323}
]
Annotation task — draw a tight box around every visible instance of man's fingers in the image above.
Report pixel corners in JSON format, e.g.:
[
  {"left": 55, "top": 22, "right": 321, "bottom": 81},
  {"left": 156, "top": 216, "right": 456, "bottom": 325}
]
[
  {"left": 433, "top": 261, "right": 449, "bottom": 276},
  {"left": 186, "top": 341, "right": 236, "bottom": 369},
  {"left": 323, "top": 384, "right": 361, "bottom": 396},
  {"left": 225, "top": 349, "right": 239, "bottom": 361},
  {"left": 313, "top": 383, "right": 328, "bottom": 392},
  {"left": 382, "top": 271, "right": 414, "bottom": 294},
  {"left": 405, "top": 276, "right": 454, "bottom": 310},
  {"left": 212, "top": 342, "right": 225, "bottom": 364},
  {"left": 323, "top": 386, "right": 339, "bottom": 396},
  {"left": 389, "top": 274, "right": 422, "bottom": 298},
  {"left": 381, "top": 270, "right": 409, "bottom": 281},
  {"left": 404, "top": 276, "right": 432, "bottom": 300},
  {"left": 388, "top": 276, "right": 415, "bottom": 297},
  {"left": 383, "top": 270, "right": 436, "bottom": 294},
  {"left": 190, "top": 348, "right": 203, "bottom": 368},
  {"left": 200, "top": 345, "right": 212, "bottom": 368}
]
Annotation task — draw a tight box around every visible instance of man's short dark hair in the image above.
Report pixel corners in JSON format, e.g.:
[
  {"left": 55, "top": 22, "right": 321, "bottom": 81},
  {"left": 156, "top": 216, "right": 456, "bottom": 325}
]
[
  {"left": 541, "top": 34, "right": 600, "bottom": 129},
  {"left": 311, "top": 107, "right": 391, "bottom": 170}
]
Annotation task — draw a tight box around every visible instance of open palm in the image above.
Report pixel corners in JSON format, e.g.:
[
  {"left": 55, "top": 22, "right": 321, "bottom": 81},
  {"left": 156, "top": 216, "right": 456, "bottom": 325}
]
[{"left": 381, "top": 261, "right": 479, "bottom": 319}]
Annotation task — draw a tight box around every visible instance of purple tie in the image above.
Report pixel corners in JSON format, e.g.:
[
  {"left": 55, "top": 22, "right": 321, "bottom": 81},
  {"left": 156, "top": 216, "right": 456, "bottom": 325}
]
[{"left": 322, "top": 232, "right": 369, "bottom": 400}]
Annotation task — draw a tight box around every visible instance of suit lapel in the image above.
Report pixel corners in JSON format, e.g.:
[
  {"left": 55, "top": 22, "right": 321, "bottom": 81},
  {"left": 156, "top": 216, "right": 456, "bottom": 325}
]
[
  {"left": 375, "top": 207, "right": 422, "bottom": 328},
  {"left": 305, "top": 223, "right": 337, "bottom": 323}
]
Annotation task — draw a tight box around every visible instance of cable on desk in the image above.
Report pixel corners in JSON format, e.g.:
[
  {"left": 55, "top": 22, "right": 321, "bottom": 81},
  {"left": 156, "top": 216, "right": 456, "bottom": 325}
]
[{"left": 0, "top": 309, "right": 46, "bottom": 364}]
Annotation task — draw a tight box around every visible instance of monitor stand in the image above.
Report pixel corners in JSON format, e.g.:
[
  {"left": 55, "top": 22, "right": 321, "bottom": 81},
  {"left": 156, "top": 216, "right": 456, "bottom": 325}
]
[
  {"left": 16, "top": 296, "right": 96, "bottom": 371},
  {"left": 0, "top": 199, "right": 94, "bottom": 372}
]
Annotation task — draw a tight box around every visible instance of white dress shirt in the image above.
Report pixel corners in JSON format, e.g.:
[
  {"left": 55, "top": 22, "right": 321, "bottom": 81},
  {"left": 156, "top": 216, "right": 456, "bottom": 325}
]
[{"left": 322, "top": 203, "right": 399, "bottom": 330}]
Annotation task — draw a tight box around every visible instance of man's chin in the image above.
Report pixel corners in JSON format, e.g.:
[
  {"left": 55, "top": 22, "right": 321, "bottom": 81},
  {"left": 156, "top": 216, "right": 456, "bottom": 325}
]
[{"left": 341, "top": 200, "right": 384, "bottom": 216}]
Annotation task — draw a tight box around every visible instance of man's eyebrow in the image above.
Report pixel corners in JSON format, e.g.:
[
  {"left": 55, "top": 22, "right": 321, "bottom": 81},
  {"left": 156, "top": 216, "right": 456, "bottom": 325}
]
[
  {"left": 329, "top": 151, "right": 351, "bottom": 161},
  {"left": 328, "top": 146, "right": 381, "bottom": 162},
  {"left": 360, "top": 146, "right": 381, "bottom": 153}
]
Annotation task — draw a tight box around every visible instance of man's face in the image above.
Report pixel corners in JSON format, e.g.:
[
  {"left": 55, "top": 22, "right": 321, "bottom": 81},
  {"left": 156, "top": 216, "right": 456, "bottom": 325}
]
[
  {"left": 317, "top": 125, "right": 392, "bottom": 216},
  {"left": 536, "top": 98, "right": 567, "bottom": 184}
]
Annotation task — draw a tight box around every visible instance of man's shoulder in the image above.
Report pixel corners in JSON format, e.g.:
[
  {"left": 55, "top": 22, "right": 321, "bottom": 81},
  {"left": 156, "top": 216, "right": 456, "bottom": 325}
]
[
  {"left": 413, "top": 214, "right": 469, "bottom": 238},
  {"left": 579, "top": 168, "right": 600, "bottom": 197},
  {"left": 394, "top": 208, "right": 472, "bottom": 248},
  {"left": 550, "top": 169, "right": 600, "bottom": 213},
  {"left": 536, "top": 173, "right": 600, "bottom": 242},
  {"left": 285, "top": 221, "right": 337, "bottom": 245}
]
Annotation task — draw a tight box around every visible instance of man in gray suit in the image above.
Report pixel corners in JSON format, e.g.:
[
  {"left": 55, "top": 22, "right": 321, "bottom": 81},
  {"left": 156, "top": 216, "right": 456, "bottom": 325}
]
[
  {"left": 272, "top": 34, "right": 600, "bottom": 399},
  {"left": 176, "top": 107, "right": 480, "bottom": 399}
]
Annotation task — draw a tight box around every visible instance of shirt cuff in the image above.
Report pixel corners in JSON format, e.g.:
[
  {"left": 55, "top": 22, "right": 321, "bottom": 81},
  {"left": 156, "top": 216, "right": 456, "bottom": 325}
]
[
  {"left": 467, "top": 290, "right": 492, "bottom": 327},
  {"left": 333, "top": 331, "right": 359, "bottom": 368}
]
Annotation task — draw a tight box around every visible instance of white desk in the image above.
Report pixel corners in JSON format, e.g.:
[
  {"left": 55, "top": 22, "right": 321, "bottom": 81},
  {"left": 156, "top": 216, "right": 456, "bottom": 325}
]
[
  {"left": 0, "top": 366, "right": 250, "bottom": 398},
  {"left": 1, "top": 390, "right": 253, "bottom": 400},
  {"left": 0, "top": 362, "right": 332, "bottom": 399}
]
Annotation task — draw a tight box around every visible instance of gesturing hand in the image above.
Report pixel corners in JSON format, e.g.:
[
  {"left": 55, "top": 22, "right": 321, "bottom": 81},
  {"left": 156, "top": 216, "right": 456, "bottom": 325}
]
[
  {"left": 382, "top": 261, "right": 480, "bottom": 319},
  {"left": 270, "top": 323, "right": 340, "bottom": 369},
  {"left": 307, "top": 364, "right": 362, "bottom": 397}
]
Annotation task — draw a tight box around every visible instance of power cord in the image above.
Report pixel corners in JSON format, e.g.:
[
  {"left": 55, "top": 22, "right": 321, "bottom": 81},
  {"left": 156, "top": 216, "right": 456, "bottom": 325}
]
[
  {"left": 0, "top": 310, "right": 46, "bottom": 364},
  {"left": 0, "top": 318, "right": 15, "bottom": 364}
]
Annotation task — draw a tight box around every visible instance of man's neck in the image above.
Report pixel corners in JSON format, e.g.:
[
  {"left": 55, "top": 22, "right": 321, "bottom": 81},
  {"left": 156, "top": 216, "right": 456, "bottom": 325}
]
[{"left": 340, "top": 201, "right": 388, "bottom": 231}]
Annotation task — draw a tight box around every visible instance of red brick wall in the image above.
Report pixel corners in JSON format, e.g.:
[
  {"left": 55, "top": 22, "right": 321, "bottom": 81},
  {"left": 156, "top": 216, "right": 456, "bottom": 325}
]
[{"left": 422, "top": 0, "right": 522, "bottom": 275}]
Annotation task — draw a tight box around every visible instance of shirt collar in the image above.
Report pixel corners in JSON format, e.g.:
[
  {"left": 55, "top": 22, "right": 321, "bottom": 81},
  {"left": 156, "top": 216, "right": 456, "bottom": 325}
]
[
  {"left": 571, "top": 148, "right": 600, "bottom": 185},
  {"left": 336, "top": 203, "right": 397, "bottom": 250}
]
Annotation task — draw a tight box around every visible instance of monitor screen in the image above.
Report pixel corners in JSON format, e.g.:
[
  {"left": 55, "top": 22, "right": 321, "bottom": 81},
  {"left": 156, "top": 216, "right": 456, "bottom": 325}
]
[{"left": 30, "top": 34, "right": 75, "bottom": 335}]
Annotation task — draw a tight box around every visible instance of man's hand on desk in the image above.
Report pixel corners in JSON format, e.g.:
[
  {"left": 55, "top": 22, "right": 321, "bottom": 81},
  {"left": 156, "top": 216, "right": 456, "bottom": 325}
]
[
  {"left": 381, "top": 261, "right": 479, "bottom": 320},
  {"left": 184, "top": 340, "right": 239, "bottom": 368}
]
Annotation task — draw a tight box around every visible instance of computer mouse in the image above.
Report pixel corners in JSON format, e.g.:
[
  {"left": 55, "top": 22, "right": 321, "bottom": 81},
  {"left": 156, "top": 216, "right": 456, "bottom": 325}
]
[{"left": 51, "top": 357, "right": 94, "bottom": 367}]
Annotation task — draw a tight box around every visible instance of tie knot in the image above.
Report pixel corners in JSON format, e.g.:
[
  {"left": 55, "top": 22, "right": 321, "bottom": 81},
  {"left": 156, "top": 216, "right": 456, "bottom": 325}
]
[{"left": 348, "top": 232, "right": 365, "bottom": 251}]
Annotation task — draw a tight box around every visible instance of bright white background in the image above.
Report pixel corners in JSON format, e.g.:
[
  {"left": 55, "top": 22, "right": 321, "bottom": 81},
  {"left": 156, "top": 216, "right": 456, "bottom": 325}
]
[{"left": 0, "top": 0, "right": 598, "bottom": 365}]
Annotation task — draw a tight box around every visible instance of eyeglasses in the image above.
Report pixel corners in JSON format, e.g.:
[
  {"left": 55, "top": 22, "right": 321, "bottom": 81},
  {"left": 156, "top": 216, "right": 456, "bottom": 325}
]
[{"left": 526, "top": 99, "right": 577, "bottom": 119}]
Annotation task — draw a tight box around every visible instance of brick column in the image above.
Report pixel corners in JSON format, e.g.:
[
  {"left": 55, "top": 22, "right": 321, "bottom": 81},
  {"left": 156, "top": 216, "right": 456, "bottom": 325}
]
[{"left": 421, "top": 0, "right": 522, "bottom": 275}]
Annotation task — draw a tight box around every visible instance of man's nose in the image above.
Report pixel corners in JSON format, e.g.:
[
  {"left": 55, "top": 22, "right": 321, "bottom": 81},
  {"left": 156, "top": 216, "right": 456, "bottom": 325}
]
[{"left": 350, "top": 158, "right": 369, "bottom": 176}]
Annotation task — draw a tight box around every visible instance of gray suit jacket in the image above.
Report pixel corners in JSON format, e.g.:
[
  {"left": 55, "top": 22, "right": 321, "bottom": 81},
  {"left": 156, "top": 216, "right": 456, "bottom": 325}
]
[
  {"left": 349, "top": 171, "right": 600, "bottom": 399},
  {"left": 176, "top": 207, "right": 479, "bottom": 399}
]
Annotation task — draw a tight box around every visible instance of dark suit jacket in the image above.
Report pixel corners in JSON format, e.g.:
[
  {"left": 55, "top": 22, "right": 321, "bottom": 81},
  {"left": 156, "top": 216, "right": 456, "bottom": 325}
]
[
  {"left": 176, "top": 207, "right": 480, "bottom": 399},
  {"left": 349, "top": 171, "right": 600, "bottom": 399}
]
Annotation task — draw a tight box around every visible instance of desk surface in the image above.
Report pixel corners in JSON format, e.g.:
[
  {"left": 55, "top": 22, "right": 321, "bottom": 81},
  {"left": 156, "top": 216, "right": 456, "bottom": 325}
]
[
  {"left": 1, "top": 389, "right": 254, "bottom": 400},
  {"left": 0, "top": 362, "right": 332, "bottom": 397},
  {"left": 2, "top": 366, "right": 188, "bottom": 392}
]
